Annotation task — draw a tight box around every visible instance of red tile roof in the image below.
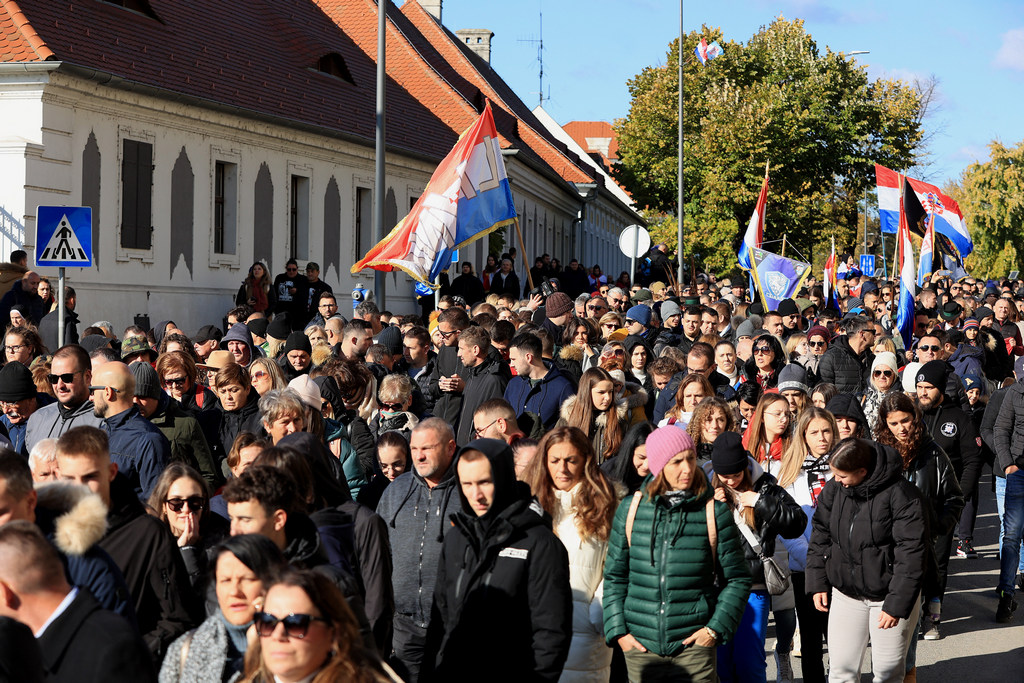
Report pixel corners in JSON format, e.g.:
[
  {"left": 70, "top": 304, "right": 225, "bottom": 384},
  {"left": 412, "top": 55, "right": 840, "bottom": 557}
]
[
  {"left": 563, "top": 120, "right": 620, "bottom": 164},
  {"left": 0, "top": 0, "right": 457, "bottom": 159}
]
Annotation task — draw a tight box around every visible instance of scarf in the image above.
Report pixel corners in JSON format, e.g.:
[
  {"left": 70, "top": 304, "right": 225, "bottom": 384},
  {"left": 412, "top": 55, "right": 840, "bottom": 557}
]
[{"left": 250, "top": 279, "right": 269, "bottom": 312}]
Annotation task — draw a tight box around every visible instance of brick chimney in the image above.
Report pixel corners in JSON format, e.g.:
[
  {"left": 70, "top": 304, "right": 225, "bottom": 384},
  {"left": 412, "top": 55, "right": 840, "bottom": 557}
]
[
  {"left": 420, "top": 0, "right": 442, "bottom": 22},
  {"left": 456, "top": 29, "right": 494, "bottom": 63}
]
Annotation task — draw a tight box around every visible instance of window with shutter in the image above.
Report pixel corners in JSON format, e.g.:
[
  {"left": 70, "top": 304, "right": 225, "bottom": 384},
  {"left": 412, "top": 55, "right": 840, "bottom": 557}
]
[{"left": 121, "top": 139, "right": 153, "bottom": 250}]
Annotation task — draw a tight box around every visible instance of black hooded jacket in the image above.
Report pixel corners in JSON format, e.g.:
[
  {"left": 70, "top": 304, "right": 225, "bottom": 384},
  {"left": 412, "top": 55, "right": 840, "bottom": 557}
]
[
  {"left": 426, "top": 439, "right": 572, "bottom": 682},
  {"left": 826, "top": 393, "right": 870, "bottom": 437},
  {"left": 212, "top": 387, "right": 263, "bottom": 463},
  {"left": 806, "top": 440, "right": 928, "bottom": 620}
]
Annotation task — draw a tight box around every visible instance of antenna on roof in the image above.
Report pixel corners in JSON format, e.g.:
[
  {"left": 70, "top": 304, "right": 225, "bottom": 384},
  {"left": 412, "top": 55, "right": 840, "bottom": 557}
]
[{"left": 518, "top": 8, "right": 547, "bottom": 107}]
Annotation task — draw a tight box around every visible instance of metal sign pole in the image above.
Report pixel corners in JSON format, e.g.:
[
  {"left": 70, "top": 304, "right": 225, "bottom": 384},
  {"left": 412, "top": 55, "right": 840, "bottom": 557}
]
[
  {"left": 57, "top": 267, "right": 65, "bottom": 348},
  {"left": 631, "top": 226, "right": 640, "bottom": 287}
]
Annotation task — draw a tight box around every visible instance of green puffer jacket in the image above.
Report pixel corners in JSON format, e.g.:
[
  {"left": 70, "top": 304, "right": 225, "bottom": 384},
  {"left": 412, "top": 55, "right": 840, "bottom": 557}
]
[{"left": 602, "top": 481, "right": 752, "bottom": 656}]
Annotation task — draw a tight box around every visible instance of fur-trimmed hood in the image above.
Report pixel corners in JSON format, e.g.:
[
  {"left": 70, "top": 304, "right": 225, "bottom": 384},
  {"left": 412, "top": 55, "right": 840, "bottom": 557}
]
[
  {"left": 559, "top": 394, "right": 630, "bottom": 426},
  {"left": 34, "top": 482, "right": 109, "bottom": 557},
  {"left": 621, "top": 381, "right": 648, "bottom": 410},
  {"left": 559, "top": 344, "right": 585, "bottom": 363}
]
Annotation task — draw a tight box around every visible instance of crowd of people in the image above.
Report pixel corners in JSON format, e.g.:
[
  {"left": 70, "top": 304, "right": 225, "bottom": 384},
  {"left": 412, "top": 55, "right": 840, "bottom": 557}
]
[{"left": 0, "top": 244, "right": 1020, "bottom": 683}]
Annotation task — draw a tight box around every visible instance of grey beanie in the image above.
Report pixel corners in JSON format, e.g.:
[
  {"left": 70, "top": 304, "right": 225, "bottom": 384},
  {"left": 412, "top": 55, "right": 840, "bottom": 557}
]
[
  {"left": 777, "top": 363, "right": 809, "bottom": 394},
  {"left": 129, "top": 361, "right": 163, "bottom": 400},
  {"left": 735, "top": 319, "right": 756, "bottom": 340},
  {"left": 660, "top": 300, "right": 681, "bottom": 319}
]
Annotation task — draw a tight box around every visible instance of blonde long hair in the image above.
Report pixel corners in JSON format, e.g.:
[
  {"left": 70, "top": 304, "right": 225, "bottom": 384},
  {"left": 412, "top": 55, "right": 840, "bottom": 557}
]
[{"left": 778, "top": 407, "right": 837, "bottom": 489}]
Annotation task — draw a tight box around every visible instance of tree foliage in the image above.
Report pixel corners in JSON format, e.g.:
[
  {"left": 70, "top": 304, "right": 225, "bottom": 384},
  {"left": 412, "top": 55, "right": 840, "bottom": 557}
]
[
  {"left": 614, "top": 17, "right": 926, "bottom": 272},
  {"left": 945, "top": 139, "right": 1024, "bottom": 279}
]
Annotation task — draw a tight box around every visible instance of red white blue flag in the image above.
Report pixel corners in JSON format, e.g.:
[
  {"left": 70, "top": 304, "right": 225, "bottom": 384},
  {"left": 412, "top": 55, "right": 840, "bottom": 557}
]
[
  {"left": 694, "top": 39, "right": 723, "bottom": 65},
  {"left": 895, "top": 185, "right": 916, "bottom": 349},
  {"left": 738, "top": 170, "right": 768, "bottom": 272},
  {"left": 352, "top": 102, "right": 517, "bottom": 287}
]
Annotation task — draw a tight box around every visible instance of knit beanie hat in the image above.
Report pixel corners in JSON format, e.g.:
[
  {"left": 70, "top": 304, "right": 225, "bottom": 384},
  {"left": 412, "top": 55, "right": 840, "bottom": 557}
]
[
  {"left": 247, "top": 318, "right": 269, "bottom": 339},
  {"left": 0, "top": 361, "right": 36, "bottom": 402},
  {"left": 871, "top": 351, "right": 898, "bottom": 375},
  {"left": 129, "top": 361, "right": 162, "bottom": 400},
  {"left": 267, "top": 316, "right": 291, "bottom": 341},
  {"left": 545, "top": 292, "right": 573, "bottom": 318},
  {"left": 735, "top": 319, "right": 756, "bottom": 339},
  {"left": 376, "top": 326, "right": 402, "bottom": 356},
  {"left": 710, "top": 431, "right": 750, "bottom": 476},
  {"left": 806, "top": 325, "right": 830, "bottom": 342},
  {"left": 660, "top": 300, "right": 681, "bottom": 320},
  {"left": 777, "top": 364, "right": 808, "bottom": 394},
  {"left": 283, "top": 331, "right": 312, "bottom": 355},
  {"left": 915, "top": 359, "right": 948, "bottom": 389},
  {"left": 974, "top": 306, "right": 994, "bottom": 322},
  {"left": 962, "top": 318, "right": 979, "bottom": 331},
  {"left": 902, "top": 362, "right": 923, "bottom": 393},
  {"left": 777, "top": 298, "right": 799, "bottom": 317},
  {"left": 961, "top": 371, "right": 983, "bottom": 393},
  {"left": 645, "top": 426, "right": 694, "bottom": 478},
  {"left": 626, "top": 305, "right": 652, "bottom": 328}
]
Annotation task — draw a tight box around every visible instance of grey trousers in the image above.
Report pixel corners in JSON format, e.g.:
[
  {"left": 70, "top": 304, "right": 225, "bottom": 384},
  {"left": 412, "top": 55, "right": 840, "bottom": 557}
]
[{"left": 826, "top": 589, "right": 921, "bottom": 683}]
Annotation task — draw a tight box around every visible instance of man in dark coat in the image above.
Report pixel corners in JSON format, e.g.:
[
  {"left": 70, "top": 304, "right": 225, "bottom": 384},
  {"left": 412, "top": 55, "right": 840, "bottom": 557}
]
[
  {"left": 560, "top": 259, "right": 590, "bottom": 299},
  {"left": 454, "top": 327, "right": 510, "bottom": 447},
  {"left": 426, "top": 438, "right": 572, "bottom": 682},
  {"left": 504, "top": 333, "right": 575, "bottom": 435},
  {"left": 816, "top": 315, "right": 875, "bottom": 393},
  {"left": 55, "top": 426, "right": 198, "bottom": 660},
  {"left": 38, "top": 285, "right": 80, "bottom": 350},
  {"left": 0, "top": 270, "right": 43, "bottom": 326},
  {"left": 272, "top": 259, "right": 310, "bottom": 330},
  {"left": 490, "top": 258, "right": 521, "bottom": 298},
  {"left": 428, "top": 308, "right": 472, "bottom": 428},
  {"left": 0, "top": 522, "right": 155, "bottom": 683},
  {"left": 449, "top": 262, "right": 486, "bottom": 305}
]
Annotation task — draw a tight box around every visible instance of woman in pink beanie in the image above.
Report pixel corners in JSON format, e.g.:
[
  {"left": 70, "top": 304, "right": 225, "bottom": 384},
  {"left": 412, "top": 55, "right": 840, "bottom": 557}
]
[{"left": 602, "top": 426, "right": 753, "bottom": 682}]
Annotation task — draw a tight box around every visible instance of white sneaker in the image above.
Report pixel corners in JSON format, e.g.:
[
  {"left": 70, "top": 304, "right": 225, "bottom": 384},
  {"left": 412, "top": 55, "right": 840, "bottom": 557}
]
[
  {"left": 922, "top": 618, "right": 941, "bottom": 640},
  {"left": 775, "top": 650, "right": 794, "bottom": 683}
]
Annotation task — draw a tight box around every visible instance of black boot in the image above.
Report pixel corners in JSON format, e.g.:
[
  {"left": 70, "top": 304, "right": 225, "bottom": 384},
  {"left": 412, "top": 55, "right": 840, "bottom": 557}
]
[{"left": 996, "top": 591, "right": 1018, "bottom": 623}]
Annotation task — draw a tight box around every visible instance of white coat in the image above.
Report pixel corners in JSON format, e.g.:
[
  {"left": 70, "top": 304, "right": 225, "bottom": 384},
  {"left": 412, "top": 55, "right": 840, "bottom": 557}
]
[{"left": 553, "top": 484, "right": 612, "bottom": 683}]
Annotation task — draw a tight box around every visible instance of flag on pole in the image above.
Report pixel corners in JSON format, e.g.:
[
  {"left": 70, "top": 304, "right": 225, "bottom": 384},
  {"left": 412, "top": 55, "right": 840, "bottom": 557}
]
[
  {"left": 738, "top": 170, "right": 768, "bottom": 271},
  {"left": 875, "top": 164, "right": 973, "bottom": 256},
  {"left": 875, "top": 164, "right": 902, "bottom": 235},
  {"left": 917, "top": 216, "right": 934, "bottom": 287},
  {"left": 895, "top": 185, "right": 916, "bottom": 349},
  {"left": 823, "top": 237, "right": 840, "bottom": 310},
  {"left": 352, "top": 101, "right": 517, "bottom": 287},
  {"left": 694, "top": 39, "right": 724, "bottom": 65},
  {"left": 749, "top": 247, "right": 811, "bottom": 312}
]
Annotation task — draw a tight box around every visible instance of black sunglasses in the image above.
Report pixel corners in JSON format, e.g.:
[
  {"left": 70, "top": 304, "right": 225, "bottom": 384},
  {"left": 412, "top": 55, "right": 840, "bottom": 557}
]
[
  {"left": 47, "top": 371, "right": 81, "bottom": 385},
  {"left": 873, "top": 370, "right": 894, "bottom": 378},
  {"left": 254, "top": 612, "right": 329, "bottom": 639},
  {"left": 162, "top": 377, "right": 188, "bottom": 388},
  {"left": 807, "top": 340, "right": 826, "bottom": 348},
  {"left": 752, "top": 346, "right": 772, "bottom": 354},
  {"left": 164, "top": 496, "right": 204, "bottom": 513},
  {"left": 918, "top": 344, "right": 941, "bottom": 352},
  {"left": 379, "top": 402, "right": 403, "bottom": 412}
]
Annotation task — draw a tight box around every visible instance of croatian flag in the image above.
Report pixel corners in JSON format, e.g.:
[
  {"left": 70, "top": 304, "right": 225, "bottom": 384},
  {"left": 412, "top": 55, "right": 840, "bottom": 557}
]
[
  {"left": 905, "top": 176, "right": 973, "bottom": 257},
  {"left": 917, "top": 218, "right": 934, "bottom": 287},
  {"left": 352, "top": 102, "right": 517, "bottom": 287},
  {"left": 695, "top": 39, "right": 723, "bottom": 65},
  {"left": 738, "top": 172, "right": 768, "bottom": 272},
  {"left": 895, "top": 193, "right": 916, "bottom": 349},
  {"left": 823, "top": 239, "right": 840, "bottom": 310},
  {"left": 875, "top": 164, "right": 902, "bottom": 235}
]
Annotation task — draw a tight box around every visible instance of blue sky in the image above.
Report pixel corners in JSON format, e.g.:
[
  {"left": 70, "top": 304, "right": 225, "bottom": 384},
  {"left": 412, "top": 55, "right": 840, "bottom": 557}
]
[{"left": 427, "top": 0, "right": 1024, "bottom": 187}]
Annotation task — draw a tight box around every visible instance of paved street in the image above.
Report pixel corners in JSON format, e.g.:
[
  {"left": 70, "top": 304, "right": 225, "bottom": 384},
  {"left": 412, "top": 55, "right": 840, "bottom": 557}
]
[{"left": 766, "top": 472, "right": 1024, "bottom": 681}]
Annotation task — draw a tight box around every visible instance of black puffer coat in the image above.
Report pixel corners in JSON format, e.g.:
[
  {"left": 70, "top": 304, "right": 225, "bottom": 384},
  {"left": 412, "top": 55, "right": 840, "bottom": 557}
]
[
  {"left": 806, "top": 440, "right": 928, "bottom": 620},
  {"left": 212, "top": 388, "right": 263, "bottom": 462},
  {"left": 816, "top": 335, "right": 873, "bottom": 393}
]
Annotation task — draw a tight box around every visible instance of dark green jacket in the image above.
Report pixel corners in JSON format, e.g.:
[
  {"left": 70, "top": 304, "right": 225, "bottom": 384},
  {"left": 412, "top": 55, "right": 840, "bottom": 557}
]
[
  {"left": 150, "top": 397, "right": 221, "bottom": 489},
  {"left": 602, "top": 479, "right": 751, "bottom": 656}
]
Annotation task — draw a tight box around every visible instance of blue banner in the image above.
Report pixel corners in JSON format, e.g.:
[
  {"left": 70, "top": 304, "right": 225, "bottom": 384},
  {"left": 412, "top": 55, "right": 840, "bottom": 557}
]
[{"left": 749, "top": 248, "right": 812, "bottom": 313}]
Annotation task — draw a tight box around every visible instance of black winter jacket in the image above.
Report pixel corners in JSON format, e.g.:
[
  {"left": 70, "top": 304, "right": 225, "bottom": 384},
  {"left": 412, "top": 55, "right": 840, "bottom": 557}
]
[
  {"left": 921, "top": 401, "right": 982, "bottom": 495},
  {"left": 993, "top": 378, "right": 1024, "bottom": 473},
  {"left": 806, "top": 440, "right": 928, "bottom": 620},
  {"left": 817, "top": 335, "right": 873, "bottom": 393},
  {"left": 426, "top": 439, "right": 572, "bottom": 683},
  {"left": 428, "top": 345, "right": 465, "bottom": 428},
  {"left": 728, "top": 466, "right": 807, "bottom": 585},
  {"left": 98, "top": 474, "right": 200, "bottom": 660},
  {"left": 903, "top": 439, "right": 965, "bottom": 539},
  {"left": 212, "top": 388, "right": 263, "bottom": 463},
  {"left": 455, "top": 355, "right": 510, "bottom": 446}
]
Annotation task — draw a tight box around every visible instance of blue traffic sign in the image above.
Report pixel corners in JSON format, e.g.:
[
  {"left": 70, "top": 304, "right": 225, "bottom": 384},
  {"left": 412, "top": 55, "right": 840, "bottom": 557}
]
[
  {"left": 36, "top": 206, "right": 92, "bottom": 268},
  {"left": 859, "top": 254, "right": 875, "bottom": 278}
]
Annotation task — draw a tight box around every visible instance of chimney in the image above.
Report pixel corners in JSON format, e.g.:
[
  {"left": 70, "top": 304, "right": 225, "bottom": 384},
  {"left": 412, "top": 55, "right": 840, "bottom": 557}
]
[
  {"left": 420, "top": 0, "right": 442, "bottom": 22},
  {"left": 455, "top": 28, "right": 494, "bottom": 63}
]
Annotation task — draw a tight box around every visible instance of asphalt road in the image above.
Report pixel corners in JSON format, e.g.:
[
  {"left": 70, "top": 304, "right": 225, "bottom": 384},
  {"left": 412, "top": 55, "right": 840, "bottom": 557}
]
[{"left": 765, "top": 472, "right": 1024, "bottom": 682}]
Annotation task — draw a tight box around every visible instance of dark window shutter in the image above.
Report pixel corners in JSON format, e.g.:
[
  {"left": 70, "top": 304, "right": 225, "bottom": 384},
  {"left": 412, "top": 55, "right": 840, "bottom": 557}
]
[
  {"left": 121, "top": 139, "right": 139, "bottom": 248},
  {"left": 137, "top": 141, "right": 153, "bottom": 249}
]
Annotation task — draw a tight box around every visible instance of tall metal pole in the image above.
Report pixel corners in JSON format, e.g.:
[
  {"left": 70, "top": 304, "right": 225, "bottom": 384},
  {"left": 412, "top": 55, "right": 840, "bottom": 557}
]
[
  {"left": 676, "top": 0, "right": 684, "bottom": 291},
  {"left": 57, "top": 267, "right": 65, "bottom": 347},
  {"left": 374, "top": 0, "right": 387, "bottom": 309}
]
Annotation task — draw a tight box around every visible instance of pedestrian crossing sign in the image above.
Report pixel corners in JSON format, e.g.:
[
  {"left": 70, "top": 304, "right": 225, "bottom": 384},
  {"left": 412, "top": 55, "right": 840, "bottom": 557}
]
[{"left": 36, "top": 206, "right": 93, "bottom": 267}]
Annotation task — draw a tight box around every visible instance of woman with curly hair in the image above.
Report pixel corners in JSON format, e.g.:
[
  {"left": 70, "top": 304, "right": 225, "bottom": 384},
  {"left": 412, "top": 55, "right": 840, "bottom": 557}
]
[
  {"left": 687, "top": 396, "right": 736, "bottom": 466},
  {"left": 236, "top": 261, "right": 275, "bottom": 314},
  {"left": 660, "top": 373, "right": 713, "bottom": 429},
  {"left": 524, "top": 426, "right": 620, "bottom": 682},
  {"left": 243, "top": 569, "right": 395, "bottom": 683},
  {"left": 4, "top": 325, "right": 45, "bottom": 367},
  {"left": 558, "top": 367, "right": 630, "bottom": 464}
]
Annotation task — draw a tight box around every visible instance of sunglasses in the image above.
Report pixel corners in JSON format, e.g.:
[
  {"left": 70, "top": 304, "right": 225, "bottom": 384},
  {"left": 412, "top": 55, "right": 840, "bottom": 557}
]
[
  {"left": 88, "top": 385, "right": 118, "bottom": 394},
  {"left": 165, "top": 496, "right": 204, "bottom": 513},
  {"left": 602, "top": 323, "right": 618, "bottom": 329},
  {"left": 873, "top": 370, "right": 894, "bottom": 378},
  {"left": 380, "top": 402, "right": 403, "bottom": 412},
  {"left": 752, "top": 347, "right": 772, "bottom": 355},
  {"left": 254, "top": 612, "right": 330, "bottom": 639},
  {"left": 807, "top": 340, "right": 826, "bottom": 348},
  {"left": 162, "top": 377, "right": 188, "bottom": 388},
  {"left": 439, "top": 329, "right": 459, "bottom": 339},
  {"left": 918, "top": 345, "right": 940, "bottom": 352},
  {"left": 251, "top": 371, "right": 269, "bottom": 381},
  {"left": 48, "top": 371, "right": 81, "bottom": 385}
]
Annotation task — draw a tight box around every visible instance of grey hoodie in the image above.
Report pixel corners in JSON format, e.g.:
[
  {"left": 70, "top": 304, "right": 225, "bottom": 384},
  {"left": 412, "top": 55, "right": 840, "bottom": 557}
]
[{"left": 217, "top": 322, "right": 263, "bottom": 366}]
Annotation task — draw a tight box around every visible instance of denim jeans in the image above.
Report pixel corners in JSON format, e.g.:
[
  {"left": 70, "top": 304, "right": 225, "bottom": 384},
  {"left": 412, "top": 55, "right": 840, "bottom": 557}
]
[
  {"left": 998, "top": 470, "right": 1024, "bottom": 594},
  {"left": 996, "top": 474, "right": 1024, "bottom": 574}
]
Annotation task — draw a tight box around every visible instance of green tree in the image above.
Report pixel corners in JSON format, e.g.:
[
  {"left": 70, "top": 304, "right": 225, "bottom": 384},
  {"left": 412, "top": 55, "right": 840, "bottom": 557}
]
[
  {"left": 614, "top": 18, "right": 925, "bottom": 272},
  {"left": 945, "top": 139, "right": 1024, "bottom": 278}
]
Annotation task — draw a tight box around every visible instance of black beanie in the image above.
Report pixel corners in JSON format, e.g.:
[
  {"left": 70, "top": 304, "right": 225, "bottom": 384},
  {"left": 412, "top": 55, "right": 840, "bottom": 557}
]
[
  {"left": 0, "top": 361, "right": 36, "bottom": 403},
  {"left": 777, "top": 299, "right": 799, "bottom": 317},
  {"left": 711, "top": 431, "right": 750, "bottom": 476},
  {"left": 915, "top": 360, "right": 948, "bottom": 389},
  {"left": 247, "top": 318, "right": 269, "bottom": 339},
  {"left": 284, "top": 331, "right": 312, "bottom": 355},
  {"left": 267, "top": 316, "right": 291, "bottom": 341}
]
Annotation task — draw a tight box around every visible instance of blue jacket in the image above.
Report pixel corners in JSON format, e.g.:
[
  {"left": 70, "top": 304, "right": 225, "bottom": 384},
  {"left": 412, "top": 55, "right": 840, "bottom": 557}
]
[
  {"left": 105, "top": 407, "right": 171, "bottom": 502},
  {"left": 1, "top": 392, "right": 55, "bottom": 456},
  {"left": 502, "top": 363, "right": 575, "bottom": 433}
]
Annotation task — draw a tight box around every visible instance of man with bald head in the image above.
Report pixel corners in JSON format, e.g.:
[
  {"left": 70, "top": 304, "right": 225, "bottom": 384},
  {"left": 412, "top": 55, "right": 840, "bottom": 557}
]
[
  {"left": 91, "top": 361, "right": 170, "bottom": 501},
  {"left": 0, "top": 269, "right": 43, "bottom": 325}
]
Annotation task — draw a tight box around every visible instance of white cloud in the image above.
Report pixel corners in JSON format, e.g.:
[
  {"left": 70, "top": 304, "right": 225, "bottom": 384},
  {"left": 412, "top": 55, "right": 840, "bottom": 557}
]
[{"left": 994, "top": 28, "right": 1024, "bottom": 71}]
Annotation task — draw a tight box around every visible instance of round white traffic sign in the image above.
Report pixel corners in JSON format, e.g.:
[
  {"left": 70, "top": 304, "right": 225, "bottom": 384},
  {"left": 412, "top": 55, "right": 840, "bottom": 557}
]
[{"left": 619, "top": 224, "right": 651, "bottom": 258}]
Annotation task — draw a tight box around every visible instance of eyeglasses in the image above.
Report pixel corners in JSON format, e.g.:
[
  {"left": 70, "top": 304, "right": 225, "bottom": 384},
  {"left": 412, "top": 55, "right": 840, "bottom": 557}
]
[
  {"left": 4, "top": 344, "right": 25, "bottom": 353},
  {"left": 918, "top": 344, "right": 940, "bottom": 352},
  {"left": 253, "top": 612, "right": 330, "bottom": 640},
  {"left": 807, "top": 340, "right": 826, "bottom": 348},
  {"left": 380, "top": 402, "right": 404, "bottom": 412},
  {"left": 474, "top": 418, "right": 498, "bottom": 436},
  {"left": 162, "top": 377, "right": 188, "bottom": 388},
  {"left": 602, "top": 323, "right": 618, "bottom": 329},
  {"left": 752, "top": 347, "right": 772, "bottom": 355},
  {"left": 88, "top": 385, "right": 118, "bottom": 394},
  {"left": 873, "top": 370, "right": 894, "bottom": 378},
  {"left": 439, "top": 328, "right": 459, "bottom": 339},
  {"left": 765, "top": 411, "right": 791, "bottom": 421},
  {"left": 48, "top": 371, "right": 81, "bottom": 385},
  {"left": 164, "top": 496, "right": 204, "bottom": 513},
  {"left": 586, "top": 305, "right": 607, "bottom": 312}
]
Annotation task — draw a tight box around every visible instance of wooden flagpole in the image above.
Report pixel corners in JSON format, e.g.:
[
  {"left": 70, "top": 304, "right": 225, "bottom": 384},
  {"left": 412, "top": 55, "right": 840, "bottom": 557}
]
[{"left": 513, "top": 217, "right": 535, "bottom": 292}]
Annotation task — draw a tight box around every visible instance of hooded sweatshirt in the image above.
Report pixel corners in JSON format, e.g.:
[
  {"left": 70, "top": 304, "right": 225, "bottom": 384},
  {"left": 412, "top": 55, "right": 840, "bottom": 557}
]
[
  {"left": 427, "top": 439, "right": 572, "bottom": 682},
  {"left": 217, "top": 323, "right": 262, "bottom": 367}
]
